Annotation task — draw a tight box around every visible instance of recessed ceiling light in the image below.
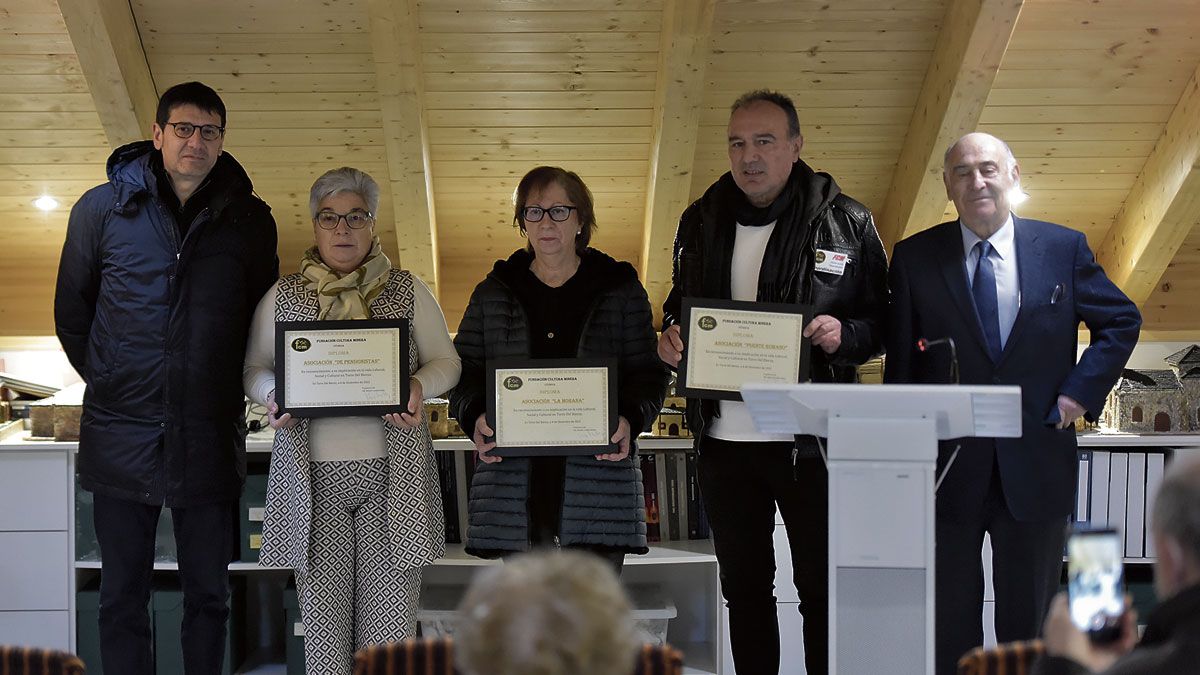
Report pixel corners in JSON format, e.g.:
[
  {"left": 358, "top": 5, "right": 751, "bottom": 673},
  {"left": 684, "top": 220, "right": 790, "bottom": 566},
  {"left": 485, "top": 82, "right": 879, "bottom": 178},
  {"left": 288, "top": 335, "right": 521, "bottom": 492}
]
[{"left": 33, "top": 195, "right": 59, "bottom": 211}]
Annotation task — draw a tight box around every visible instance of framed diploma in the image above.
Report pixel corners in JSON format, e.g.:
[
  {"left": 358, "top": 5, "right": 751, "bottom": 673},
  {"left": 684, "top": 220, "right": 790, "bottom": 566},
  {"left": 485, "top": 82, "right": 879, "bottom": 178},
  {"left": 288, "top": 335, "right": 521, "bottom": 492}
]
[
  {"left": 485, "top": 358, "right": 618, "bottom": 457},
  {"left": 676, "top": 298, "right": 811, "bottom": 401},
  {"left": 274, "top": 319, "right": 410, "bottom": 418}
]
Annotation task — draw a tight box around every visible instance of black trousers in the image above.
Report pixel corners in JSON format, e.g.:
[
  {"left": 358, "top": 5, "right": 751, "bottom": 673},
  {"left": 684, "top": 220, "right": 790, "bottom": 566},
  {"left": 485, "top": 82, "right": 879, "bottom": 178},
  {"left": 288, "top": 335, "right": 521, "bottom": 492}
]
[
  {"left": 697, "top": 436, "right": 828, "bottom": 675},
  {"left": 93, "top": 492, "right": 236, "bottom": 675},
  {"left": 934, "top": 466, "right": 1068, "bottom": 675}
]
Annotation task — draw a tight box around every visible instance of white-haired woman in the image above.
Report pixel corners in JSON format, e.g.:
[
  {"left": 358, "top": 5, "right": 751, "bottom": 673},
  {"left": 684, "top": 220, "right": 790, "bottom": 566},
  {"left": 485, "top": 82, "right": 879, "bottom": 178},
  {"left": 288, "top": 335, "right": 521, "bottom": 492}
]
[{"left": 243, "top": 167, "right": 461, "bottom": 674}]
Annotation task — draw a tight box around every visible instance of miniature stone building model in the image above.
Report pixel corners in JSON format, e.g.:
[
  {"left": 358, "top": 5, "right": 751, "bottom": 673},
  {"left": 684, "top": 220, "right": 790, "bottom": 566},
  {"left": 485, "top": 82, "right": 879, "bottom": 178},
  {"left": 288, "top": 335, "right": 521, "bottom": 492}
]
[{"left": 1100, "top": 345, "right": 1200, "bottom": 433}]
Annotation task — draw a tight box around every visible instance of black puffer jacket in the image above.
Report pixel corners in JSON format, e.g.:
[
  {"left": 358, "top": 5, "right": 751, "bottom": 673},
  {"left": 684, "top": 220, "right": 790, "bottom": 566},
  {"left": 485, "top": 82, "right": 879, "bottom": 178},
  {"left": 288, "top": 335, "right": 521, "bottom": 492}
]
[
  {"left": 450, "top": 248, "right": 668, "bottom": 557},
  {"left": 662, "top": 161, "right": 888, "bottom": 437},
  {"left": 55, "top": 141, "right": 278, "bottom": 507}
]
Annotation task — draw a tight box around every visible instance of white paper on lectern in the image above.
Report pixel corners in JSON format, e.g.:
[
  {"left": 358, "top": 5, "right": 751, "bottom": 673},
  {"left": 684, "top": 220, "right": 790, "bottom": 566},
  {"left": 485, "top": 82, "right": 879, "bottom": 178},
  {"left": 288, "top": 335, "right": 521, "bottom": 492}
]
[{"left": 740, "top": 383, "right": 1022, "bottom": 439}]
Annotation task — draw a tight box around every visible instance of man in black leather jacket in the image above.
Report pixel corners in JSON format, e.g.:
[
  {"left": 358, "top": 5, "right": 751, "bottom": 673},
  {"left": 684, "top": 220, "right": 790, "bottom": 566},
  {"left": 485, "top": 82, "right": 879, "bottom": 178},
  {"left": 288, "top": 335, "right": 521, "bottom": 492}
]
[
  {"left": 657, "top": 90, "right": 887, "bottom": 674},
  {"left": 54, "top": 82, "right": 278, "bottom": 675}
]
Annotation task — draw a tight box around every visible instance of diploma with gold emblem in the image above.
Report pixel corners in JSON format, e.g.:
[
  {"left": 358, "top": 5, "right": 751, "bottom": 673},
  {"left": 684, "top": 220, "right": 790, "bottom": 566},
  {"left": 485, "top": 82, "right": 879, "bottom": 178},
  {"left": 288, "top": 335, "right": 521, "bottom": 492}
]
[
  {"left": 486, "top": 358, "right": 618, "bottom": 456},
  {"left": 677, "top": 298, "right": 811, "bottom": 401},
  {"left": 275, "top": 319, "right": 410, "bottom": 417}
]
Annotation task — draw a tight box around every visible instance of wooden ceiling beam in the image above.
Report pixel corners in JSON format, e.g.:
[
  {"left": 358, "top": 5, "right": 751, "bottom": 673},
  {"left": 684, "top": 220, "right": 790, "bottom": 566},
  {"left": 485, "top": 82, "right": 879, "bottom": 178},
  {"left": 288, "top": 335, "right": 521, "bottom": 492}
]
[
  {"left": 57, "top": 0, "right": 158, "bottom": 147},
  {"left": 366, "top": 0, "right": 440, "bottom": 294},
  {"left": 877, "top": 0, "right": 1025, "bottom": 251},
  {"left": 640, "top": 0, "right": 716, "bottom": 320},
  {"left": 1096, "top": 63, "right": 1200, "bottom": 307}
]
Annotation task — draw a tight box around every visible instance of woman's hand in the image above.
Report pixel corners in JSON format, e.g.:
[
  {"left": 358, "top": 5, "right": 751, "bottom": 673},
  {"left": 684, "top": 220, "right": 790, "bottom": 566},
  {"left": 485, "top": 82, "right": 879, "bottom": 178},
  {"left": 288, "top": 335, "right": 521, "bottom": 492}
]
[
  {"left": 472, "top": 414, "right": 501, "bottom": 464},
  {"left": 384, "top": 378, "right": 424, "bottom": 429},
  {"left": 266, "top": 390, "right": 299, "bottom": 430},
  {"left": 596, "top": 416, "right": 632, "bottom": 461}
]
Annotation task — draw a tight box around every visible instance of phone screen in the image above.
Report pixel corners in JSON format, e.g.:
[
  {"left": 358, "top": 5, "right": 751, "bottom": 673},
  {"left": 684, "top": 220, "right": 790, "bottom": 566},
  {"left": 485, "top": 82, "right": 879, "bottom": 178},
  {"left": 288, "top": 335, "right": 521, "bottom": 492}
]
[{"left": 1066, "top": 528, "right": 1124, "bottom": 642}]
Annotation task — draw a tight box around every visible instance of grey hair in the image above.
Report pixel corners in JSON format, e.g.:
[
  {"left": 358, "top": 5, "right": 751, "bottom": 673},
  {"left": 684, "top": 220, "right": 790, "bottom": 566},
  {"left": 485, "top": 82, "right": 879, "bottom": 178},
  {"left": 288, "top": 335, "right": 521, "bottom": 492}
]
[
  {"left": 308, "top": 167, "right": 380, "bottom": 219},
  {"left": 1151, "top": 454, "right": 1200, "bottom": 564},
  {"left": 456, "top": 550, "right": 640, "bottom": 675},
  {"left": 942, "top": 132, "right": 1018, "bottom": 170}
]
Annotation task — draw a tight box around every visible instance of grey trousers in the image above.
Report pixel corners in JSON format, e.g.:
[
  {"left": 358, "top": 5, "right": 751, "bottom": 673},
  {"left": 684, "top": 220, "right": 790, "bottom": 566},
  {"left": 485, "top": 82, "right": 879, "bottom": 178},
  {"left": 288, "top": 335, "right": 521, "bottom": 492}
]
[{"left": 298, "top": 457, "right": 423, "bottom": 675}]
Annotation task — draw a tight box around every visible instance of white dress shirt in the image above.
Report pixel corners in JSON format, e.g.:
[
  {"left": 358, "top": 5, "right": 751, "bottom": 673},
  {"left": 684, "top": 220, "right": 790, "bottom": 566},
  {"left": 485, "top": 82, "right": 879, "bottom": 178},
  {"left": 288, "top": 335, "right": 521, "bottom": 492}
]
[{"left": 960, "top": 214, "right": 1020, "bottom": 349}]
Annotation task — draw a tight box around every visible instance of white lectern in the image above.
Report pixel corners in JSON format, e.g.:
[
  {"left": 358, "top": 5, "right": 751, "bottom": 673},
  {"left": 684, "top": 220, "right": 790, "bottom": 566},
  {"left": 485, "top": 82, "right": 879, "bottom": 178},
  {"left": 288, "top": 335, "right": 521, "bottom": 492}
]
[{"left": 741, "top": 383, "right": 1022, "bottom": 675}]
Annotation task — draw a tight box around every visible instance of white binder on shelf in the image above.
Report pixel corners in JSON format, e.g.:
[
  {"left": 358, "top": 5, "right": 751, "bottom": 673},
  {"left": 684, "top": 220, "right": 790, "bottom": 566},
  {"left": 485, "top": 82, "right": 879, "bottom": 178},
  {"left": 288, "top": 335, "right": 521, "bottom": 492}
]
[
  {"left": 1144, "top": 452, "right": 1166, "bottom": 558},
  {"left": 1075, "top": 450, "right": 1091, "bottom": 523},
  {"left": 1089, "top": 451, "right": 1111, "bottom": 527},
  {"left": 1125, "top": 453, "right": 1146, "bottom": 558},
  {"left": 1108, "top": 453, "right": 1129, "bottom": 537}
]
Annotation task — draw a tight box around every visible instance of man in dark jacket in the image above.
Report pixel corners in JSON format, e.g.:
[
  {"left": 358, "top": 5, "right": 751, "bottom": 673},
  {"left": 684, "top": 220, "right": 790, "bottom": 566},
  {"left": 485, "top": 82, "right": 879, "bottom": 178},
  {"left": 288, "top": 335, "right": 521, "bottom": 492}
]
[
  {"left": 656, "top": 90, "right": 888, "bottom": 674},
  {"left": 1033, "top": 454, "right": 1200, "bottom": 675},
  {"left": 54, "top": 81, "right": 278, "bottom": 675}
]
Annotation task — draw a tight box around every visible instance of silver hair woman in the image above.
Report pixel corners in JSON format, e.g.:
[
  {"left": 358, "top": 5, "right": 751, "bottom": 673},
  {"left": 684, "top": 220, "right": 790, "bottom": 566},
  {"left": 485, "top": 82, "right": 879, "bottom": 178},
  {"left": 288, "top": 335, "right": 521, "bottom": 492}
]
[
  {"left": 456, "top": 550, "right": 641, "bottom": 675},
  {"left": 243, "top": 167, "right": 462, "bottom": 675}
]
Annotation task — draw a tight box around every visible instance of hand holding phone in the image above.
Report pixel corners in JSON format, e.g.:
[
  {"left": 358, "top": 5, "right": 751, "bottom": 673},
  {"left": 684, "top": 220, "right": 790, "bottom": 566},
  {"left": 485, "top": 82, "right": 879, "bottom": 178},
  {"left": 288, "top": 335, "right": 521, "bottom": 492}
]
[{"left": 1067, "top": 527, "right": 1125, "bottom": 643}]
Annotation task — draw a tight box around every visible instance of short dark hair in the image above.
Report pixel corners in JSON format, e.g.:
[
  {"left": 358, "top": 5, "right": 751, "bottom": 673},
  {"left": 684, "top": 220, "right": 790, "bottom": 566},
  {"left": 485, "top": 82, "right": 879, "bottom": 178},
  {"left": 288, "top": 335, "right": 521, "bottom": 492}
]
[
  {"left": 731, "top": 89, "right": 802, "bottom": 139},
  {"left": 512, "top": 166, "right": 597, "bottom": 254},
  {"left": 156, "top": 81, "right": 227, "bottom": 128}
]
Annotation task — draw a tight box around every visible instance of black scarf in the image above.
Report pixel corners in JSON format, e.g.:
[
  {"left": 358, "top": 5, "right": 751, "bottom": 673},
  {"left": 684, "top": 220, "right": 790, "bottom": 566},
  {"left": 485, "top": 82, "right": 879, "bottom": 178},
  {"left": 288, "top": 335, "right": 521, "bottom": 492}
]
[{"left": 704, "top": 160, "right": 836, "bottom": 304}]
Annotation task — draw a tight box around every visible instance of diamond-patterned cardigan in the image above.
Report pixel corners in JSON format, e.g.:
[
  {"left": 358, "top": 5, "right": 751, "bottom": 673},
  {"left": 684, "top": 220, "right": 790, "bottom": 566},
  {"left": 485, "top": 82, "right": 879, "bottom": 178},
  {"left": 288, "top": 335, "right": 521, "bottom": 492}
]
[{"left": 259, "top": 269, "right": 446, "bottom": 579}]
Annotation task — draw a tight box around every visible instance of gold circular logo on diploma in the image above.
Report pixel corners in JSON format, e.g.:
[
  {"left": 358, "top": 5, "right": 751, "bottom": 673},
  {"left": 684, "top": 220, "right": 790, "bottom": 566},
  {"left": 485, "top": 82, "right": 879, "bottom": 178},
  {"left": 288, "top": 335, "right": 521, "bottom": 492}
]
[
  {"left": 697, "top": 315, "right": 717, "bottom": 331},
  {"left": 814, "top": 250, "right": 826, "bottom": 264},
  {"left": 503, "top": 376, "right": 524, "bottom": 391},
  {"left": 290, "top": 337, "right": 311, "bottom": 352}
]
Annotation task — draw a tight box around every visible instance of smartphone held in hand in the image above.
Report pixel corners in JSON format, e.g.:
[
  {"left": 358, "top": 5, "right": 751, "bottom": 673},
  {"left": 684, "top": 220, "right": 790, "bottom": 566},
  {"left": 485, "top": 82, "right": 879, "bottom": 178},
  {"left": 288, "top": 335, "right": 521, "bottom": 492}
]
[{"left": 1067, "top": 527, "right": 1125, "bottom": 644}]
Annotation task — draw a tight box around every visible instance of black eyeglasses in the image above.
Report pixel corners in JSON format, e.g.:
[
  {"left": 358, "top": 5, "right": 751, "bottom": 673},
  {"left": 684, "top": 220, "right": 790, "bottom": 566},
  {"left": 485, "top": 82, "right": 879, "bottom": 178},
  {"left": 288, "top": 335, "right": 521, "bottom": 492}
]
[
  {"left": 315, "top": 209, "right": 374, "bottom": 230},
  {"left": 164, "top": 121, "right": 225, "bottom": 141},
  {"left": 521, "top": 205, "right": 577, "bottom": 222}
]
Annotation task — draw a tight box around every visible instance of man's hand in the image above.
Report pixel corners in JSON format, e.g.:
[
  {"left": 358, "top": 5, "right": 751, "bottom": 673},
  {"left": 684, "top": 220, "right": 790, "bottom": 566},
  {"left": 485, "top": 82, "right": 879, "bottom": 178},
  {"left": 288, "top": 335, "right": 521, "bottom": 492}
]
[
  {"left": 384, "top": 378, "right": 424, "bottom": 430},
  {"left": 803, "top": 314, "right": 842, "bottom": 354},
  {"left": 1042, "top": 593, "right": 1137, "bottom": 672},
  {"left": 1056, "top": 394, "right": 1087, "bottom": 430},
  {"left": 596, "top": 416, "right": 632, "bottom": 462},
  {"left": 657, "top": 324, "right": 684, "bottom": 366}
]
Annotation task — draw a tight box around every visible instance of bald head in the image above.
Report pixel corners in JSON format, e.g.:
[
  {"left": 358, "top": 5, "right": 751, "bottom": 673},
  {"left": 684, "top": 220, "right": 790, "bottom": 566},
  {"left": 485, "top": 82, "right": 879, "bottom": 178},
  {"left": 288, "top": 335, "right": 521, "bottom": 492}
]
[
  {"left": 943, "top": 132, "right": 1016, "bottom": 169},
  {"left": 942, "top": 132, "right": 1022, "bottom": 238}
]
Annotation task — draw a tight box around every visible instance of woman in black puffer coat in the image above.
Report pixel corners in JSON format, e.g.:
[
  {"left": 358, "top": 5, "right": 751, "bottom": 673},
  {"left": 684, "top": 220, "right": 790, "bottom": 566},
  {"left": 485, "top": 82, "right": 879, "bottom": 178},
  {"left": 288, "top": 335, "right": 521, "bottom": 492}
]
[{"left": 450, "top": 166, "right": 668, "bottom": 571}]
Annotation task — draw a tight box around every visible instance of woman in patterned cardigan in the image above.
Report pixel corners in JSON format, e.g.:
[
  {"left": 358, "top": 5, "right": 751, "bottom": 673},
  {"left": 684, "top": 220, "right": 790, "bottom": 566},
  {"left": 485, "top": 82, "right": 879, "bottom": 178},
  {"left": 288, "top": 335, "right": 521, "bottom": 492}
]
[{"left": 243, "top": 167, "right": 461, "bottom": 675}]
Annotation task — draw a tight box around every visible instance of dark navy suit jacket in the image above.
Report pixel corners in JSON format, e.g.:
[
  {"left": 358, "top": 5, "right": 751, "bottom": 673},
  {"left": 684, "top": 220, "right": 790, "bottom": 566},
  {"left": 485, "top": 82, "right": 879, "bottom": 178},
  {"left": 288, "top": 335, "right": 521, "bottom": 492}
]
[{"left": 884, "top": 217, "right": 1141, "bottom": 523}]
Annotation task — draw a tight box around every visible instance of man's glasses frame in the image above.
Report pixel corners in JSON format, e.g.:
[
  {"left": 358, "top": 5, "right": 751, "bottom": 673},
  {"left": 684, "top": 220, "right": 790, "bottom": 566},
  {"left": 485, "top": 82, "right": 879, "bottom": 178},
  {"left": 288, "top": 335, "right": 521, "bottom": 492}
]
[
  {"left": 164, "top": 121, "right": 225, "bottom": 141},
  {"left": 521, "top": 205, "right": 578, "bottom": 222},
  {"left": 314, "top": 209, "right": 375, "bottom": 230}
]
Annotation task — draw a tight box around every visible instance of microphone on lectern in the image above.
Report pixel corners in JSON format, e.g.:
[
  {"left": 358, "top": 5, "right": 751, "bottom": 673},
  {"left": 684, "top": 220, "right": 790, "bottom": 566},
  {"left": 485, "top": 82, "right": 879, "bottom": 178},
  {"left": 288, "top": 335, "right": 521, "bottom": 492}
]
[{"left": 917, "top": 336, "right": 959, "bottom": 384}]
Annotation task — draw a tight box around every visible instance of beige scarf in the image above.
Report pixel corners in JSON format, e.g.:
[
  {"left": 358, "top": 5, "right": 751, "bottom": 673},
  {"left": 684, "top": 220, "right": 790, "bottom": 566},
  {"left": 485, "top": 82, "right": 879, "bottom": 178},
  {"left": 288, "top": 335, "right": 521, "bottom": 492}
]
[{"left": 300, "top": 236, "right": 392, "bottom": 320}]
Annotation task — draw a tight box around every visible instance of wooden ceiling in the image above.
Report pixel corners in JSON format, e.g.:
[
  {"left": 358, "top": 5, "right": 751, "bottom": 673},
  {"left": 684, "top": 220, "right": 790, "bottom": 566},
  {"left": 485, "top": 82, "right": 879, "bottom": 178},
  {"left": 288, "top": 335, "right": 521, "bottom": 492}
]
[{"left": 2, "top": 0, "right": 1199, "bottom": 340}]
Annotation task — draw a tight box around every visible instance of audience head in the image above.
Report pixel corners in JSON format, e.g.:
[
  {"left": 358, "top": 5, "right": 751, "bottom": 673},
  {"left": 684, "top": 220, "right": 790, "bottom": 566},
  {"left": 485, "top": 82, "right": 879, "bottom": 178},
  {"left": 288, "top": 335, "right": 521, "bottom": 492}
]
[
  {"left": 1150, "top": 453, "right": 1200, "bottom": 598},
  {"left": 456, "top": 550, "right": 640, "bottom": 675}
]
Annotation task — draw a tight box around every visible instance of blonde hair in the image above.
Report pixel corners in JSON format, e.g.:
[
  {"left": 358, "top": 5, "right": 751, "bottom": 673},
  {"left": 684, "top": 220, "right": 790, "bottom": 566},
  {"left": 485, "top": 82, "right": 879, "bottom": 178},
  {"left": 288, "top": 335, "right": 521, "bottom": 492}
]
[{"left": 456, "top": 550, "right": 639, "bottom": 675}]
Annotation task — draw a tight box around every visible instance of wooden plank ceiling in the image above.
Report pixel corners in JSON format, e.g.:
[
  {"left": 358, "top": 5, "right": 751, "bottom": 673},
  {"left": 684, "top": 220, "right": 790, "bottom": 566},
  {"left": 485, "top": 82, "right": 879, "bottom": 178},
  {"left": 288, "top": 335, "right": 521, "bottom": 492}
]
[{"left": 1, "top": 0, "right": 1199, "bottom": 340}]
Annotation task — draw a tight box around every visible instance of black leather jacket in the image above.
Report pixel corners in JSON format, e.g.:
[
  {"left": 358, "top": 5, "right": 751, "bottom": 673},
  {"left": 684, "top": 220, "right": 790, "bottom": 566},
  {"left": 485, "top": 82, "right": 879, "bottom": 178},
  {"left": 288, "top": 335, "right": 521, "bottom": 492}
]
[{"left": 662, "top": 161, "right": 888, "bottom": 436}]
